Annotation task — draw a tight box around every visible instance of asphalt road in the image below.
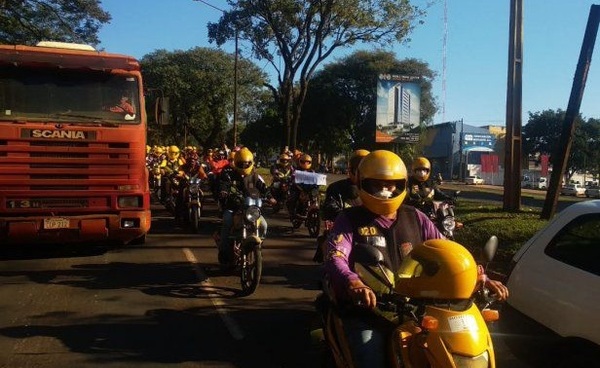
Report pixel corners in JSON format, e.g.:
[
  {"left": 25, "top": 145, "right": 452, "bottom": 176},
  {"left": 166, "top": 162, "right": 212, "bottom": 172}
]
[{"left": 0, "top": 177, "right": 552, "bottom": 367}]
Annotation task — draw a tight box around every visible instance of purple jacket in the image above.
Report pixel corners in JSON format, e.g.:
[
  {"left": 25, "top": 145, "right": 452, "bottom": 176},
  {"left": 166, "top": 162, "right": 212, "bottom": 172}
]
[{"left": 324, "top": 207, "right": 443, "bottom": 301}]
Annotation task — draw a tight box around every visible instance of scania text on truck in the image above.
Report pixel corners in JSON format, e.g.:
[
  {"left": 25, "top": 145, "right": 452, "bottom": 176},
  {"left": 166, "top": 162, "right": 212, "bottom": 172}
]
[{"left": 0, "top": 42, "right": 151, "bottom": 245}]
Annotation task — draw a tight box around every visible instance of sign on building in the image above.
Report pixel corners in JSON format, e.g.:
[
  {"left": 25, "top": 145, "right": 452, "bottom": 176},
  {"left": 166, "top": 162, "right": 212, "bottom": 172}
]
[{"left": 462, "top": 133, "right": 495, "bottom": 152}]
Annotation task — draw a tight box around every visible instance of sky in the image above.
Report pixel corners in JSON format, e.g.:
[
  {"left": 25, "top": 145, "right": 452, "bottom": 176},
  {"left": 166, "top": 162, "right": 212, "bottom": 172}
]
[{"left": 98, "top": 0, "right": 600, "bottom": 127}]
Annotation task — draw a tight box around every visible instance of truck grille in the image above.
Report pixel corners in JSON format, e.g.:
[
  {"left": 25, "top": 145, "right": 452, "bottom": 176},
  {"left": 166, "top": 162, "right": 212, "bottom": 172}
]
[{"left": 0, "top": 135, "right": 144, "bottom": 211}]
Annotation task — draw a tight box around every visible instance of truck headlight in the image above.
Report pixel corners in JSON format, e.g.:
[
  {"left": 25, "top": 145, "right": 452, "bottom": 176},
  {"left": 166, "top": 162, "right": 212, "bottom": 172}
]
[{"left": 118, "top": 196, "right": 142, "bottom": 208}]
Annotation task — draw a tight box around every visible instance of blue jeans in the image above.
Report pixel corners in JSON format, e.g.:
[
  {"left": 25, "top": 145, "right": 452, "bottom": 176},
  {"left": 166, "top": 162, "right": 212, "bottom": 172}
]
[{"left": 342, "top": 316, "right": 386, "bottom": 368}]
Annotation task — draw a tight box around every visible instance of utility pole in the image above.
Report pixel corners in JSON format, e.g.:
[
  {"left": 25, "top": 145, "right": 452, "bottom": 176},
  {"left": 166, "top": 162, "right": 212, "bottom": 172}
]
[
  {"left": 542, "top": 5, "right": 600, "bottom": 219},
  {"left": 233, "top": 29, "right": 239, "bottom": 147},
  {"left": 195, "top": 0, "right": 238, "bottom": 147},
  {"left": 503, "top": 0, "right": 523, "bottom": 211}
]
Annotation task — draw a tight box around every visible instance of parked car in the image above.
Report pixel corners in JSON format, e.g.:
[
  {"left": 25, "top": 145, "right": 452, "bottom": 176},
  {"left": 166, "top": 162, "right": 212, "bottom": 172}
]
[
  {"left": 521, "top": 177, "right": 548, "bottom": 189},
  {"left": 560, "top": 183, "right": 586, "bottom": 196},
  {"left": 464, "top": 175, "right": 484, "bottom": 185},
  {"left": 585, "top": 185, "right": 600, "bottom": 198},
  {"left": 501, "top": 200, "right": 600, "bottom": 366}
]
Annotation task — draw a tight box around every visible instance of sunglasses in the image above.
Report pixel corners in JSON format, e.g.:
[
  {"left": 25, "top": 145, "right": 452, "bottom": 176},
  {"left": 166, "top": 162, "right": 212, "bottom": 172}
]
[{"left": 300, "top": 160, "right": 312, "bottom": 164}]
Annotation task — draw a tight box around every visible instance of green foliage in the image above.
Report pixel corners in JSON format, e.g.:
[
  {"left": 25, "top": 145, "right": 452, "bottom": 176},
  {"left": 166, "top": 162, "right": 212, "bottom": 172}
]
[
  {"left": 0, "top": 0, "right": 110, "bottom": 46},
  {"left": 523, "top": 109, "right": 600, "bottom": 180},
  {"left": 453, "top": 200, "right": 548, "bottom": 266},
  {"left": 208, "top": 0, "right": 426, "bottom": 148},
  {"left": 141, "top": 47, "right": 267, "bottom": 148},
  {"left": 300, "top": 50, "right": 437, "bottom": 155}
]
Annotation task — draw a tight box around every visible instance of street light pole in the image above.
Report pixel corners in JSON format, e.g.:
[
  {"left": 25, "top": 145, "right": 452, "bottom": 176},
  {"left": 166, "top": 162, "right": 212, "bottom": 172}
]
[
  {"left": 195, "top": 0, "right": 238, "bottom": 147},
  {"left": 233, "top": 28, "right": 238, "bottom": 147}
]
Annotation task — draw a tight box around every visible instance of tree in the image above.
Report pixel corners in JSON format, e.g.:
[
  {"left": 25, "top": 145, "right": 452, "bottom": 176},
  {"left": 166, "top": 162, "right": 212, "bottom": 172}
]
[
  {"left": 522, "top": 109, "right": 596, "bottom": 181},
  {"left": 208, "top": 0, "right": 425, "bottom": 148},
  {"left": 141, "top": 47, "right": 267, "bottom": 148},
  {"left": 0, "top": 0, "right": 110, "bottom": 46},
  {"left": 300, "top": 50, "right": 437, "bottom": 156}
]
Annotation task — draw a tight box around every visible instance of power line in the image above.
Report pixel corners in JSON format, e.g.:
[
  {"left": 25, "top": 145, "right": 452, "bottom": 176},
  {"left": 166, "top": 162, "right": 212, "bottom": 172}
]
[{"left": 194, "top": 0, "right": 224, "bottom": 12}]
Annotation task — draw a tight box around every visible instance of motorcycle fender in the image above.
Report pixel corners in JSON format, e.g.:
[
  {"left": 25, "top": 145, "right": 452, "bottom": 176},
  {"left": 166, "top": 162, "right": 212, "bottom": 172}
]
[
  {"left": 391, "top": 322, "right": 429, "bottom": 368},
  {"left": 423, "top": 304, "right": 495, "bottom": 365},
  {"left": 242, "top": 236, "right": 262, "bottom": 251}
]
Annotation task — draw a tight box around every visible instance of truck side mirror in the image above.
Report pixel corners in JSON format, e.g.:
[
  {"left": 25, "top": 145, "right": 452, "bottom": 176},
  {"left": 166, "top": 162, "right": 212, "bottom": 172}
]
[{"left": 155, "top": 97, "right": 170, "bottom": 125}]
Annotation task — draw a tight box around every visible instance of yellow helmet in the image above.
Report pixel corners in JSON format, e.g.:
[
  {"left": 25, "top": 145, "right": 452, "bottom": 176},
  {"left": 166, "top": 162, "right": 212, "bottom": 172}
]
[
  {"left": 146, "top": 145, "right": 151, "bottom": 154},
  {"left": 234, "top": 147, "right": 254, "bottom": 175},
  {"left": 167, "top": 145, "right": 180, "bottom": 160},
  {"left": 357, "top": 150, "right": 408, "bottom": 216},
  {"left": 411, "top": 157, "right": 431, "bottom": 182},
  {"left": 299, "top": 154, "right": 312, "bottom": 170},
  {"left": 154, "top": 146, "right": 164, "bottom": 156},
  {"left": 278, "top": 153, "right": 291, "bottom": 167},
  {"left": 396, "top": 239, "right": 478, "bottom": 299},
  {"left": 349, "top": 149, "right": 370, "bottom": 183}
]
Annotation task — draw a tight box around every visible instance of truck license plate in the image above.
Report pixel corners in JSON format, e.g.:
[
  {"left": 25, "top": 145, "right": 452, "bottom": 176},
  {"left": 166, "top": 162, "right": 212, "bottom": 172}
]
[{"left": 43, "top": 217, "right": 70, "bottom": 229}]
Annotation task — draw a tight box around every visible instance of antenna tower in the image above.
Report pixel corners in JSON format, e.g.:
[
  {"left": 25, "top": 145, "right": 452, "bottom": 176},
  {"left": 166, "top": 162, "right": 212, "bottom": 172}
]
[{"left": 442, "top": 0, "right": 448, "bottom": 123}]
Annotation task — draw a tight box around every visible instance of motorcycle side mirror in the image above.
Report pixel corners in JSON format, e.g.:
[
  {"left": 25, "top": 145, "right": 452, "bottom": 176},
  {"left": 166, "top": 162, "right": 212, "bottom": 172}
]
[
  {"left": 353, "top": 243, "right": 384, "bottom": 266},
  {"left": 482, "top": 236, "right": 498, "bottom": 263}
]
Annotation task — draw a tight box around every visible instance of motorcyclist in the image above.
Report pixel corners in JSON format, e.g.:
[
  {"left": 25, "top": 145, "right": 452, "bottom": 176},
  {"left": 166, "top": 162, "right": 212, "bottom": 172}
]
[
  {"left": 323, "top": 150, "right": 509, "bottom": 368},
  {"left": 207, "top": 149, "right": 231, "bottom": 204},
  {"left": 405, "top": 156, "right": 453, "bottom": 209},
  {"left": 160, "top": 145, "right": 186, "bottom": 203},
  {"left": 270, "top": 153, "right": 295, "bottom": 204},
  {"left": 287, "top": 153, "right": 316, "bottom": 221},
  {"left": 217, "top": 147, "right": 275, "bottom": 266},
  {"left": 321, "top": 149, "right": 370, "bottom": 222},
  {"left": 313, "top": 149, "right": 369, "bottom": 263}
]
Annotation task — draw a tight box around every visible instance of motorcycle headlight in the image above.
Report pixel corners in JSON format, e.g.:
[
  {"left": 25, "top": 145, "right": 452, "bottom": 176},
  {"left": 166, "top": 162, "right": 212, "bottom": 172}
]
[
  {"left": 452, "top": 351, "right": 489, "bottom": 368},
  {"left": 442, "top": 216, "right": 456, "bottom": 232},
  {"left": 245, "top": 206, "right": 261, "bottom": 222}
]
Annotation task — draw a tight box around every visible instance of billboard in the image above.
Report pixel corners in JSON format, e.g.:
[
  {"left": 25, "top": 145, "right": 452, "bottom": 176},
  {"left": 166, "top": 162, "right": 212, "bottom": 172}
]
[
  {"left": 376, "top": 74, "right": 421, "bottom": 134},
  {"left": 461, "top": 133, "right": 495, "bottom": 152}
]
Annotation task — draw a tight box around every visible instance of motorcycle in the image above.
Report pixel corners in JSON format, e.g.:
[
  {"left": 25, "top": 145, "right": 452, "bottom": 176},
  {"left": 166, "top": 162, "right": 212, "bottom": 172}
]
[
  {"left": 314, "top": 236, "right": 501, "bottom": 368},
  {"left": 163, "top": 172, "right": 188, "bottom": 222},
  {"left": 222, "top": 188, "right": 265, "bottom": 295},
  {"left": 185, "top": 174, "right": 204, "bottom": 232},
  {"left": 411, "top": 190, "right": 461, "bottom": 239},
  {"left": 290, "top": 185, "right": 321, "bottom": 238},
  {"left": 270, "top": 176, "right": 291, "bottom": 214},
  {"left": 149, "top": 162, "right": 162, "bottom": 199}
]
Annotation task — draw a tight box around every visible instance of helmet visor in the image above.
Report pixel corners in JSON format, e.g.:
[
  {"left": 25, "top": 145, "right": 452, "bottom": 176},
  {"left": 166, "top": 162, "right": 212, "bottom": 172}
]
[
  {"left": 414, "top": 168, "right": 430, "bottom": 181},
  {"left": 362, "top": 178, "right": 406, "bottom": 199},
  {"left": 237, "top": 161, "right": 253, "bottom": 169}
]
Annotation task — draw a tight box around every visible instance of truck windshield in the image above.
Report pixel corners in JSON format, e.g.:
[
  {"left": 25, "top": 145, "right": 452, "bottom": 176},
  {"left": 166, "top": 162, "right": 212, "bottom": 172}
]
[{"left": 0, "top": 65, "right": 140, "bottom": 124}]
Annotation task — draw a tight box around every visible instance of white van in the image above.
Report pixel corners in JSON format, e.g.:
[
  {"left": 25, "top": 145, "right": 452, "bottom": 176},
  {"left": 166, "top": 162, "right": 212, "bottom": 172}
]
[{"left": 521, "top": 177, "right": 547, "bottom": 190}]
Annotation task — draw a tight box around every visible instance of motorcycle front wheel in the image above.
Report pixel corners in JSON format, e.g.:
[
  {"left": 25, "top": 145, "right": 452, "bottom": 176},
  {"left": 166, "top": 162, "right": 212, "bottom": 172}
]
[
  {"left": 189, "top": 205, "right": 201, "bottom": 233},
  {"left": 240, "top": 246, "right": 262, "bottom": 295},
  {"left": 306, "top": 208, "right": 321, "bottom": 238}
]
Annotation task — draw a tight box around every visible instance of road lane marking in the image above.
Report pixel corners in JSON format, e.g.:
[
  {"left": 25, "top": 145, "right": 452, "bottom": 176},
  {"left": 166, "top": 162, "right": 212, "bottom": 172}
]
[{"left": 182, "top": 248, "right": 245, "bottom": 341}]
